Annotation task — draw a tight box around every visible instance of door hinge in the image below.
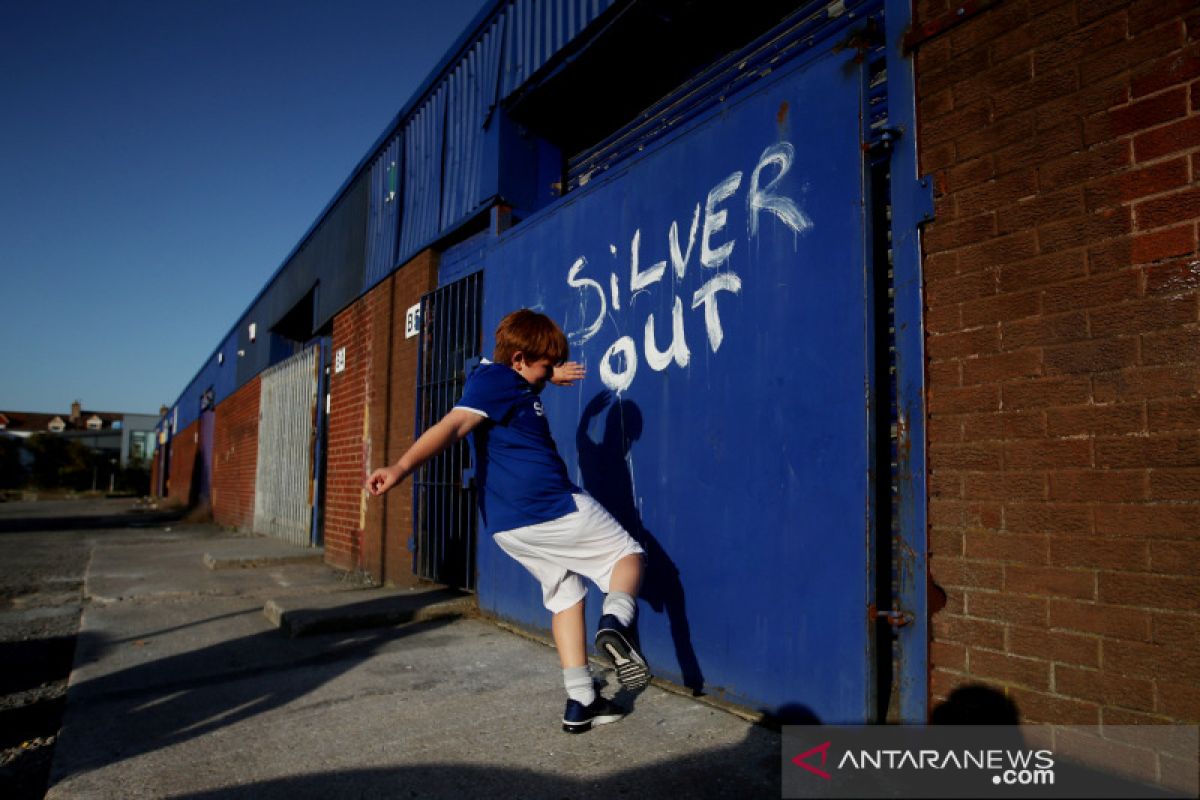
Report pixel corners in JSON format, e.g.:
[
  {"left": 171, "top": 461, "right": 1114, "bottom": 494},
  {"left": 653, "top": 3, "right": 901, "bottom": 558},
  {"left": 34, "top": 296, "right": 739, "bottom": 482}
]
[{"left": 877, "top": 608, "right": 914, "bottom": 628}]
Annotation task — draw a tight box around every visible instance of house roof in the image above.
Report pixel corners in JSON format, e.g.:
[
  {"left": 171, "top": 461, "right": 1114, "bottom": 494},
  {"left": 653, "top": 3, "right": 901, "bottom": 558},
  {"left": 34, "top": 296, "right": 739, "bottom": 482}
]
[{"left": 0, "top": 409, "right": 126, "bottom": 432}]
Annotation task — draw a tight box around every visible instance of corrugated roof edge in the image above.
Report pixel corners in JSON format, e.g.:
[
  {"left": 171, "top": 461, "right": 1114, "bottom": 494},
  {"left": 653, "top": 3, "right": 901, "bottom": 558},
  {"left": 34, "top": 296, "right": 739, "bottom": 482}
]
[{"left": 167, "top": 0, "right": 511, "bottom": 414}]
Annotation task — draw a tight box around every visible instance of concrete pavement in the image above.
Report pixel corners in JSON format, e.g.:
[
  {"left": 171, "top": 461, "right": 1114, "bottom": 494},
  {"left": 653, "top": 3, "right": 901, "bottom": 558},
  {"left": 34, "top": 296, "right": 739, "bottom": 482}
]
[{"left": 46, "top": 524, "right": 781, "bottom": 798}]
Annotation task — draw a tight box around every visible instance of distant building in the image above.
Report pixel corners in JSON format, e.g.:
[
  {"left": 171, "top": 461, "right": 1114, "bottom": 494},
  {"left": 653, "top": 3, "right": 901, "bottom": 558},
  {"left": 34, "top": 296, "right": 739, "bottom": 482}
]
[{"left": 0, "top": 400, "right": 159, "bottom": 467}]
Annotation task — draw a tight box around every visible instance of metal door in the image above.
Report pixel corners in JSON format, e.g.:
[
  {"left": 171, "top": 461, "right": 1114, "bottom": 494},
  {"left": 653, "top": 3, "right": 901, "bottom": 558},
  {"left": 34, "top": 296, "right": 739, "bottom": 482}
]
[
  {"left": 413, "top": 272, "right": 483, "bottom": 590},
  {"left": 476, "top": 19, "right": 883, "bottom": 721},
  {"left": 253, "top": 346, "right": 321, "bottom": 546}
]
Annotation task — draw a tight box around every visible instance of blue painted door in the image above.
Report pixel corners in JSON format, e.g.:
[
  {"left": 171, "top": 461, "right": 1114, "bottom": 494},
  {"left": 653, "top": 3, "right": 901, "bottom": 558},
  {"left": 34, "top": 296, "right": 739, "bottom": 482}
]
[{"left": 477, "top": 41, "right": 875, "bottom": 722}]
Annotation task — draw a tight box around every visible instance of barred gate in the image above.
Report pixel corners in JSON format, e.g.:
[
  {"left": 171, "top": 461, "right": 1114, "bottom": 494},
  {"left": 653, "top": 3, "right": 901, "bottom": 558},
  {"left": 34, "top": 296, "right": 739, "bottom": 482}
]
[
  {"left": 413, "top": 272, "right": 482, "bottom": 590},
  {"left": 253, "top": 346, "right": 321, "bottom": 546}
]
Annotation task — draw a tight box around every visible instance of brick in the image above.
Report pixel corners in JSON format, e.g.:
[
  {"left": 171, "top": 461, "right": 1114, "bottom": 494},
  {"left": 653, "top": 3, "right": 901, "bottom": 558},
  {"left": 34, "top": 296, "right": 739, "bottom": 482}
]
[
  {"left": 931, "top": 558, "right": 1005, "bottom": 591},
  {"left": 930, "top": 383, "right": 1001, "bottom": 415},
  {"left": 920, "top": 87, "right": 956, "bottom": 121},
  {"left": 1085, "top": 87, "right": 1189, "bottom": 144},
  {"left": 923, "top": 212, "right": 997, "bottom": 253},
  {"left": 1103, "top": 639, "right": 1200, "bottom": 683},
  {"left": 1001, "top": 375, "right": 1092, "bottom": 410},
  {"left": 1040, "top": 140, "right": 1132, "bottom": 193},
  {"left": 922, "top": 101, "right": 993, "bottom": 147},
  {"left": 1132, "top": 43, "right": 1200, "bottom": 98},
  {"left": 1048, "top": 469, "right": 1148, "bottom": 502},
  {"left": 1049, "top": 599, "right": 1153, "bottom": 641},
  {"left": 1081, "top": 20, "right": 1186, "bottom": 86},
  {"left": 1136, "top": 185, "right": 1200, "bottom": 230},
  {"left": 994, "top": 68, "right": 1080, "bottom": 117},
  {"left": 963, "top": 471, "right": 1047, "bottom": 501},
  {"left": 962, "top": 410, "right": 1047, "bottom": 441},
  {"left": 927, "top": 326, "right": 1000, "bottom": 360},
  {"left": 1006, "top": 687, "right": 1101, "bottom": 724},
  {"left": 1099, "top": 572, "right": 1200, "bottom": 611},
  {"left": 1095, "top": 433, "right": 1200, "bottom": 469},
  {"left": 1009, "top": 625, "right": 1100, "bottom": 668},
  {"left": 1153, "top": 613, "right": 1200, "bottom": 648},
  {"left": 991, "top": 4, "right": 1078, "bottom": 64},
  {"left": 1046, "top": 272, "right": 1137, "bottom": 316},
  {"left": 961, "top": 290, "right": 1041, "bottom": 327},
  {"left": 1148, "top": 397, "right": 1200, "bottom": 431},
  {"left": 930, "top": 527, "right": 965, "bottom": 557},
  {"left": 926, "top": 302, "right": 963, "bottom": 334},
  {"left": 1150, "top": 540, "right": 1200, "bottom": 576},
  {"left": 1040, "top": 207, "right": 1133, "bottom": 254},
  {"left": 1150, "top": 467, "right": 1200, "bottom": 500},
  {"left": 1156, "top": 680, "right": 1200, "bottom": 721},
  {"left": 1049, "top": 536, "right": 1151, "bottom": 572},
  {"left": 1089, "top": 295, "right": 1197, "bottom": 337},
  {"left": 1083, "top": 158, "right": 1190, "bottom": 212},
  {"left": 968, "top": 648, "right": 1052, "bottom": 690},
  {"left": 1144, "top": 255, "right": 1200, "bottom": 293},
  {"left": 992, "top": 119, "right": 1085, "bottom": 176},
  {"left": 956, "top": 169, "right": 1038, "bottom": 217},
  {"left": 930, "top": 441, "right": 1003, "bottom": 470},
  {"left": 1000, "top": 310, "right": 1089, "bottom": 351},
  {"left": 1003, "top": 438, "right": 1091, "bottom": 470},
  {"left": 1038, "top": 74, "right": 1132, "bottom": 133},
  {"left": 1094, "top": 502, "right": 1200, "bottom": 539},
  {"left": 1092, "top": 365, "right": 1198, "bottom": 402},
  {"left": 1005, "top": 503, "right": 1093, "bottom": 535},
  {"left": 957, "top": 231, "right": 1040, "bottom": 274},
  {"left": 1005, "top": 565, "right": 1097, "bottom": 601},
  {"left": 955, "top": 56, "right": 1035, "bottom": 110},
  {"left": 964, "top": 531, "right": 1049, "bottom": 565},
  {"left": 1045, "top": 403, "right": 1145, "bottom": 437},
  {"left": 997, "top": 250, "right": 1087, "bottom": 293},
  {"left": 1133, "top": 226, "right": 1197, "bottom": 265},
  {"left": 998, "top": 188, "right": 1087, "bottom": 237},
  {"left": 925, "top": 268, "right": 996, "bottom": 305},
  {"left": 962, "top": 348, "right": 1044, "bottom": 384},
  {"left": 1037, "top": 14, "right": 1129, "bottom": 77},
  {"left": 932, "top": 612, "right": 1006, "bottom": 650},
  {"left": 928, "top": 360, "right": 963, "bottom": 389},
  {"left": 1076, "top": 0, "right": 1130, "bottom": 28},
  {"left": 1133, "top": 115, "right": 1200, "bottom": 162},
  {"left": 1043, "top": 336, "right": 1139, "bottom": 375},
  {"left": 947, "top": 0, "right": 1029, "bottom": 56},
  {"left": 932, "top": 640, "right": 967, "bottom": 671},
  {"left": 1055, "top": 665, "right": 1157, "bottom": 712}
]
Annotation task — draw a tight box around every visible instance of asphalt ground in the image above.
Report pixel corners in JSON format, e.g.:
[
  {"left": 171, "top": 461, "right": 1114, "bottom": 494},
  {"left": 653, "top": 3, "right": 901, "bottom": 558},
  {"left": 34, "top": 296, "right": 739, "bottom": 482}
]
[{"left": 0, "top": 501, "right": 781, "bottom": 799}]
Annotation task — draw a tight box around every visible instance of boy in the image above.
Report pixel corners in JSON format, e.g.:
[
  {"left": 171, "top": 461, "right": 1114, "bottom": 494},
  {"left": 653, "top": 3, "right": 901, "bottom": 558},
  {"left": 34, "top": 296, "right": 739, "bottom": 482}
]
[{"left": 367, "top": 308, "right": 649, "bottom": 733}]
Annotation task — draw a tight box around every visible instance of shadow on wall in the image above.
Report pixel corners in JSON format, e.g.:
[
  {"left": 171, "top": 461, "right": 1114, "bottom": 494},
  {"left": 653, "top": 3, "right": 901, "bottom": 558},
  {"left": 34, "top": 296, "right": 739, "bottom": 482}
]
[{"left": 575, "top": 391, "right": 705, "bottom": 695}]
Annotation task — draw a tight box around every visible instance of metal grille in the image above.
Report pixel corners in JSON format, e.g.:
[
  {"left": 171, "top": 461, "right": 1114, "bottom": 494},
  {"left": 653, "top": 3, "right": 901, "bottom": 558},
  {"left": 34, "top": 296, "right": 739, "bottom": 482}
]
[
  {"left": 413, "top": 272, "right": 483, "bottom": 590},
  {"left": 253, "top": 346, "right": 320, "bottom": 546}
]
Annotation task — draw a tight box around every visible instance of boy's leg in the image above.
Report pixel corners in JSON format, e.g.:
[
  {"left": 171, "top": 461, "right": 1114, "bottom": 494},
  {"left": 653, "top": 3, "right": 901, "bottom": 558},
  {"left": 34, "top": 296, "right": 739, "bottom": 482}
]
[
  {"left": 597, "top": 553, "right": 650, "bottom": 689},
  {"left": 608, "top": 552, "right": 643, "bottom": 597},
  {"left": 552, "top": 598, "right": 588, "bottom": 670}
]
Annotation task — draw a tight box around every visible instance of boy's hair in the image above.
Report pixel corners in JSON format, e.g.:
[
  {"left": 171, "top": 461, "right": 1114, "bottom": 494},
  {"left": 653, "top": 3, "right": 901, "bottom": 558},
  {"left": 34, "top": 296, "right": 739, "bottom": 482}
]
[{"left": 494, "top": 309, "right": 569, "bottom": 366}]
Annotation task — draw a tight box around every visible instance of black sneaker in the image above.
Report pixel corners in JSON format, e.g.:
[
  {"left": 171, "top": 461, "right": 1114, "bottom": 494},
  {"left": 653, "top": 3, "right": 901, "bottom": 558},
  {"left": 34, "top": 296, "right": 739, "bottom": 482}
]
[
  {"left": 595, "top": 614, "right": 650, "bottom": 689},
  {"left": 562, "top": 696, "right": 627, "bottom": 733}
]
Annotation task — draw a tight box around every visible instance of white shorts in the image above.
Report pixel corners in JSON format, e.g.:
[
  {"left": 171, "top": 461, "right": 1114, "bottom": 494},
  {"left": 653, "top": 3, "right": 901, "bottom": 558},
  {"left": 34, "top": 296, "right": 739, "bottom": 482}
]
[{"left": 492, "top": 493, "right": 645, "bottom": 614}]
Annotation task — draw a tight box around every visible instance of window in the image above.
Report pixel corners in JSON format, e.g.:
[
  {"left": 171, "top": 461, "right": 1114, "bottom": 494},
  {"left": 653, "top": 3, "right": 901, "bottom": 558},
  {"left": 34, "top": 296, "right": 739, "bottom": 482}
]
[
  {"left": 48, "top": 417, "right": 65, "bottom": 432},
  {"left": 87, "top": 415, "right": 103, "bottom": 430}
]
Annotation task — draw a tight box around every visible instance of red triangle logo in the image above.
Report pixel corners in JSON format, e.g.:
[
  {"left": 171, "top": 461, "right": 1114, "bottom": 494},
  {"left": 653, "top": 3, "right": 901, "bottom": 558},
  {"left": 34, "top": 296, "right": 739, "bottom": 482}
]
[{"left": 792, "top": 741, "right": 832, "bottom": 780}]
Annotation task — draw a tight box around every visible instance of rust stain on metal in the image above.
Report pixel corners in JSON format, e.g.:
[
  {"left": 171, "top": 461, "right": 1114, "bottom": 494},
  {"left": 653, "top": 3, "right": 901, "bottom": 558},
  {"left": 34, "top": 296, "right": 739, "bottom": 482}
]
[{"left": 776, "top": 100, "right": 789, "bottom": 127}]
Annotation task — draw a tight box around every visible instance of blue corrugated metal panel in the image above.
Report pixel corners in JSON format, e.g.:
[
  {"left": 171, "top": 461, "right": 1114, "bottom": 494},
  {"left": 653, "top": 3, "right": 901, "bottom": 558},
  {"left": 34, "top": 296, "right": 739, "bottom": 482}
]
[
  {"left": 364, "top": 135, "right": 402, "bottom": 290},
  {"left": 476, "top": 28, "right": 879, "bottom": 720},
  {"left": 500, "top": 0, "right": 616, "bottom": 97},
  {"left": 399, "top": 85, "right": 448, "bottom": 260},
  {"left": 441, "top": 17, "right": 505, "bottom": 229}
]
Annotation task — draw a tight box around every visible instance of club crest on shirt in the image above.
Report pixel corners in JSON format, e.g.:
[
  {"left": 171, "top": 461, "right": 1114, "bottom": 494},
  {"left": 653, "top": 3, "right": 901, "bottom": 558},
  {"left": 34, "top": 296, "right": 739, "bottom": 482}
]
[{"left": 533, "top": 400, "right": 545, "bottom": 417}]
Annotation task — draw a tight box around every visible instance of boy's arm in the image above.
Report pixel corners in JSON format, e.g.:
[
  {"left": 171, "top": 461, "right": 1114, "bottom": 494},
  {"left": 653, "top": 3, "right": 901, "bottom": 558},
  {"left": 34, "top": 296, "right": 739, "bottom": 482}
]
[{"left": 366, "top": 408, "right": 484, "bottom": 496}]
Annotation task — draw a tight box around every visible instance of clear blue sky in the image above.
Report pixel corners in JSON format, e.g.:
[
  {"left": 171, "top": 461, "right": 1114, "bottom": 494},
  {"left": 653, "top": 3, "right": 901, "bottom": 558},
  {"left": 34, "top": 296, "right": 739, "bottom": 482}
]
[{"left": 0, "top": 0, "right": 489, "bottom": 415}]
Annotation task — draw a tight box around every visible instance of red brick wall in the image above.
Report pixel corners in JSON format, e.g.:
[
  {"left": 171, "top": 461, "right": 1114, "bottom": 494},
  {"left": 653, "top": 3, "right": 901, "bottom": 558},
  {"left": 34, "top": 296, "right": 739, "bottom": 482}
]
[
  {"left": 916, "top": 0, "right": 1199, "bottom": 724},
  {"left": 212, "top": 376, "right": 261, "bottom": 531},
  {"left": 324, "top": 250, "right": 438, "bottom": 578},
  {"left": 165, "top": 420, "right": 199, "bottom": 508}
]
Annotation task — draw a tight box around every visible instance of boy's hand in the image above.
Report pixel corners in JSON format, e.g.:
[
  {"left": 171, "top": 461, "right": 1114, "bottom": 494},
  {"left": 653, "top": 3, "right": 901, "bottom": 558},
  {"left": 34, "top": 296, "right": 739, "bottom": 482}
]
[
  {"left": 366, "top": 464, "right": 403, "bottom": 496},
  {"left": 551, "top": 361, "right": 586, "bottom": 386}
]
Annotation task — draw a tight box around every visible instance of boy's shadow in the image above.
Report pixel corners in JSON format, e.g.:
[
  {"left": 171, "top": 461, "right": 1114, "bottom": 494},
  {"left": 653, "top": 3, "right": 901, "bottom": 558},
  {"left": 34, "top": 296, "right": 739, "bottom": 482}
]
[{"left": 576, "top": 391, "right": 705, "bottom": 695}]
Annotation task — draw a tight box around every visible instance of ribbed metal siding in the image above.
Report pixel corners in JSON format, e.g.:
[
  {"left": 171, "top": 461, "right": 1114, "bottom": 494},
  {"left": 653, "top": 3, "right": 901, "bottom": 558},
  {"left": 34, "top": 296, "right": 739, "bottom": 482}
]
[
  {"left": 253, "top": 346, "right": 320, "bottom": 546},
  {"left": 441, "top": 17, "right": 505, "bottom": 228},
  {"left": 364, "top": 135, "right": 402, "bottom": 289},
  {"left": 500, "top": 0, "right": 616, "bottom": 96},
  {"left": 399, "top": 85, "right": 448, "bottom": 259}
]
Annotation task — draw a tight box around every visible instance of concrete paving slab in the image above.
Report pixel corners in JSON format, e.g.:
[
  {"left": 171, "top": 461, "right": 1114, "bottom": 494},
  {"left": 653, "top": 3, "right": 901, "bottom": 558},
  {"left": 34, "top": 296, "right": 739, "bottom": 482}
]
[
  {"left": 46, "top": 526, "right": 782, "bottom": 799},
  {"left": 202, "top": 538, "right": 325, "bottom": 570},
  {"left": 264, "top": 586, "right": 474, "bottom": 637}
]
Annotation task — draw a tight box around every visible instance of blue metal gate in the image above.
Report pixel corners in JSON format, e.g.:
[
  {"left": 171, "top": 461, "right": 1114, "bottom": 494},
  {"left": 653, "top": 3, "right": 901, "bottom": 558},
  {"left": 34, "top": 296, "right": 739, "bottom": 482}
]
[
  {"left": 474, "top": 8, "right": 895, "bottom": 722},
  {"left": 413, "top": 271, "right": 484, "bottom": 590}
]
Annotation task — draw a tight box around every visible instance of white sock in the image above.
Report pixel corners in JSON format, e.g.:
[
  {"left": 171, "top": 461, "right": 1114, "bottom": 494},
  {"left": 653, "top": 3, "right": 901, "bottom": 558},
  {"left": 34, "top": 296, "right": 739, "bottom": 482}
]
[
  {"left": 564, "top": 665, "right": 595, "bottom": 705},
  {"left": 602, "top": 591, "right": 636, "bottom": 627}
]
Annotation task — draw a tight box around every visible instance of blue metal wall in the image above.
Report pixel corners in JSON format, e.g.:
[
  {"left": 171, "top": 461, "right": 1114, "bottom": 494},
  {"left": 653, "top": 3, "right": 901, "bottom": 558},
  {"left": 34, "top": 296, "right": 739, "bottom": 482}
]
[
  {"left": 476, "top": 36, "right": 876, "bottom": 721},
  {"left": 364, "top": 135, "right": 401, "bottom": 289}
]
